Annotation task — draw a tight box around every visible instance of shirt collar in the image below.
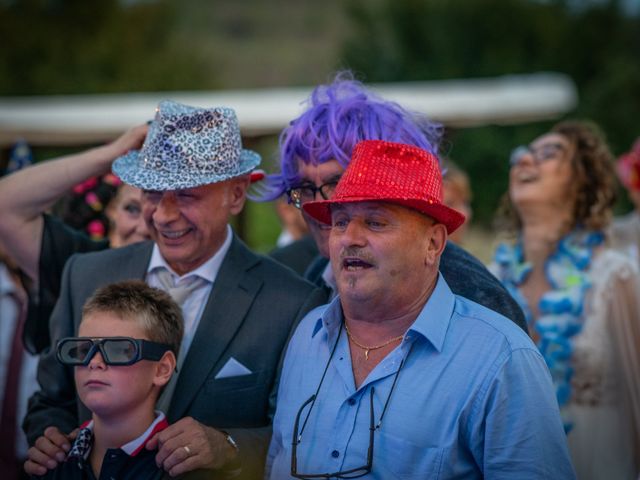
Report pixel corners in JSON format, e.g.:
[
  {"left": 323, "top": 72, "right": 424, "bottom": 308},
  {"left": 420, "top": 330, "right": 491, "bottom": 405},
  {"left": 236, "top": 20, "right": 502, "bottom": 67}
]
[
  {"left": 311, "top": 272, "right": 455, "bottom": 353},
  {"left": 69, "top": 411, "right": 169, "bottom": 460},
  {"left": 147, "top": 224, "right": 233, "bottom": 283},
  {"left": 121, "top": 411, "right": 169, "bottom": 456},
  {"left": 406, "top": 273, "right": 455, "bottom": 352}
]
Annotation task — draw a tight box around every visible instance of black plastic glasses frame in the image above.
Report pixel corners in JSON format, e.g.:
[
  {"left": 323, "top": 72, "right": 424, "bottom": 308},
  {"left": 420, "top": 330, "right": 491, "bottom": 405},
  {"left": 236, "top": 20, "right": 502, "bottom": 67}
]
[
  {"left": 290, "top": 323, "right": 408, "bottom": 479},
  {"left": 56, "top": 336, "right": 172, "bottom": 366},
  {"left": 286, "top": 180, "right": 340, "bottom": 209},
  {"left": 509, "top": 142, "right": 567, "bottom": 167}
]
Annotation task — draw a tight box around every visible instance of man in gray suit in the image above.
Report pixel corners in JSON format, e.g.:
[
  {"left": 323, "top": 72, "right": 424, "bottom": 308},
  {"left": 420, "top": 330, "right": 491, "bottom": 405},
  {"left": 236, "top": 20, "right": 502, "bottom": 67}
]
[{"left": 23, "top": 101, "right": 326, "bottom": 479}]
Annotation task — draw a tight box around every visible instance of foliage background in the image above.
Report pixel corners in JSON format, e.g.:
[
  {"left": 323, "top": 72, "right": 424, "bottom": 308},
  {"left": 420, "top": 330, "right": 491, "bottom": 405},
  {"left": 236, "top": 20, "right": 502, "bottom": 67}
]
[
  {"left": 1, "top": 0, "right": 639, "bottom": 253},
  {"left": 342, "top": 0, "right": 640, "bottom": 224}
]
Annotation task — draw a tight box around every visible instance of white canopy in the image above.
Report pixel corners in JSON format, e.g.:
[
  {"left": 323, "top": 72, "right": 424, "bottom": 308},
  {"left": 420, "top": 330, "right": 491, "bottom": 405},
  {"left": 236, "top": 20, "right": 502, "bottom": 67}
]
[{"left": 0, "top": 72, "right": 577, "bottom": 147}]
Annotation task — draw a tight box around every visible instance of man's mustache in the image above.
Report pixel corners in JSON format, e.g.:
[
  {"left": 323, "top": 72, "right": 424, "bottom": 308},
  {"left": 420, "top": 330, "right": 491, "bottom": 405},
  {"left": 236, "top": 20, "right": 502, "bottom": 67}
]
[{"left": 338, "top": 247, "right": 376, "bottom": 265}]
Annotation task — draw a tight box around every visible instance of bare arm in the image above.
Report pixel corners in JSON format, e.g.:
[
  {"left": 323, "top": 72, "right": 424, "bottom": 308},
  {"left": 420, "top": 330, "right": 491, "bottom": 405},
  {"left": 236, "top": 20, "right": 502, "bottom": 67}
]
[{"left": 0, "top": 124, "right": 148, "bottom": 282}]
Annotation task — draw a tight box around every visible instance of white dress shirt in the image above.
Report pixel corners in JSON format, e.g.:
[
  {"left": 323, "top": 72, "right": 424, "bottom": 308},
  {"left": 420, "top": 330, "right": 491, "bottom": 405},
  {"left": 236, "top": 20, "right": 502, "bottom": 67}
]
[{"left": 146, "top": 225, "right": 233, "bottom": 366}]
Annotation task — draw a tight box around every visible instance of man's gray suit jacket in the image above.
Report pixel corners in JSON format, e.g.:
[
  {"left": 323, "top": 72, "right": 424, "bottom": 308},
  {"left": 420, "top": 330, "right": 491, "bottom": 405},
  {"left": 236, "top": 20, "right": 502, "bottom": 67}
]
[{"left": 24, "top": 235, "right": 328, "bottom": 478}]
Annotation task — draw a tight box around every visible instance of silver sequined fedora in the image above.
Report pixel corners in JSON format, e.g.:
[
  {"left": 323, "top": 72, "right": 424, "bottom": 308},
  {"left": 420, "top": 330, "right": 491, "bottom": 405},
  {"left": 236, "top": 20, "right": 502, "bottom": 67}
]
[{"left": 113, "top": 100, "right": 261, "bottom": 190}]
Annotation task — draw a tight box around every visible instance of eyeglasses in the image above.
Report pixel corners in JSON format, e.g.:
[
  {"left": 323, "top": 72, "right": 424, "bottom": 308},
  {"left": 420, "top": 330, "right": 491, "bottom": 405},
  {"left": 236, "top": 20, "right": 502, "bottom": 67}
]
[
  {"left": 509, "top": 142, "right": 567, "bottom": 167},
  {"left": 56, "top": 337, "right": 172, "bottom": 366},
  {"left": 290, "top": 323, "right": 408, "bottom": 479},
  {"left": 286, "top": 180, "right": 340, "bottom": 209}
]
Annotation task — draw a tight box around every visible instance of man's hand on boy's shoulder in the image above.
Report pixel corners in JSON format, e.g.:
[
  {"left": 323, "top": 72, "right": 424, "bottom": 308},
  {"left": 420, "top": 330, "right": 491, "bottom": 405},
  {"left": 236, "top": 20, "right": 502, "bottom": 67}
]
[
  {"left": 24, "top": 426, "right": 79, "bottom": 476},
  {"left": 148, "top": 416, "right": 238, "bottom": 477}
]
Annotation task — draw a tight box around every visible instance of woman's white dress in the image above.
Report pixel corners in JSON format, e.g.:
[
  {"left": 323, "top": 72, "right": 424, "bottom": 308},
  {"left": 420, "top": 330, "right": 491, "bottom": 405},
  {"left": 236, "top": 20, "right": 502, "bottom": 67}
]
[
  {"left": 492, "top": 248, "right": 640, "bottom": 479},
  {"left": 566, "top": 249, "right": 640, "bottom": 479}
]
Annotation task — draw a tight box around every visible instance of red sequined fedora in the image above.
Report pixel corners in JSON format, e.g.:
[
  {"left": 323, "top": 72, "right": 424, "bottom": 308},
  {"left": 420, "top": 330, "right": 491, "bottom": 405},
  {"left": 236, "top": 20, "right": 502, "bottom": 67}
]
[{"left": 302, "top": 140, "right": 466, "bottom": 234}]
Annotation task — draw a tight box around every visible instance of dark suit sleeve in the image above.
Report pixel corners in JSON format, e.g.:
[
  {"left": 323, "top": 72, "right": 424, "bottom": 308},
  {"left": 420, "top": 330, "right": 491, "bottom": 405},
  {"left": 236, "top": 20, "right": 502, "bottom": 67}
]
[
  {"left": 23, "top": 254, "right": 81, "bottom": 445},
  {"left": 440, "top": 242, "right": 529, "bottom": 333},
  {"left": 224, "top": 286, "right": 329, "bottom": 480}
]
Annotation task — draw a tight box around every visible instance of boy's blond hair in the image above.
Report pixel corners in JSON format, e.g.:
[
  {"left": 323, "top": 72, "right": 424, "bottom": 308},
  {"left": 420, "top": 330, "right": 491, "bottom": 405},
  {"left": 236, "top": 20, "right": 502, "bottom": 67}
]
[{"left": 82, "top": 280, "right": 183, "bottom": 356}]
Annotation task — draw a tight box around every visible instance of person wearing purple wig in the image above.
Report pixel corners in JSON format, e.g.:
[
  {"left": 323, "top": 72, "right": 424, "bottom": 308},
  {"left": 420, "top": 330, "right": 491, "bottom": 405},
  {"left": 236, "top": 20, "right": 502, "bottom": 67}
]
[
  {"left": 265, "top": 72, "right": 527, "bottom": 331},
  {"left": 264, "top": 73, "right": 441, "bottom": 258}
]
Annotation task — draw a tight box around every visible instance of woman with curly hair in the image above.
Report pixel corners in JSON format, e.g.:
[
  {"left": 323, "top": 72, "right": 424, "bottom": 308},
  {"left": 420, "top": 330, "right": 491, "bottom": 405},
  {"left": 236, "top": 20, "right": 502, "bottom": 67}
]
[
  {"left": 490, "top": 120, "right": 640, "bottom": 478},
  {"left": 0, "top": 125, "right": 151, "bottom": 353}
]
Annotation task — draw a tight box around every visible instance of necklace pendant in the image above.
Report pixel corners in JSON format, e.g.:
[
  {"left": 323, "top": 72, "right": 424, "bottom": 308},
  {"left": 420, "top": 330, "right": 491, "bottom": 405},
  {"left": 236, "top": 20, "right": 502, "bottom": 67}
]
[{"left": 364, "top": 349, "right": 370, "bottom": 360}]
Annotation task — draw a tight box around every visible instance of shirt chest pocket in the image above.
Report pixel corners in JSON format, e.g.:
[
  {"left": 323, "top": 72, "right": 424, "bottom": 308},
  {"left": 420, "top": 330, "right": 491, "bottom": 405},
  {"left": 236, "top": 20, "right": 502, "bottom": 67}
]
[
  {"left": 376, "top": 431, "right": 446, "bottom": 479},
  {"left": 186, "top": 369, "right": 274, "bottom": 428},
  {"left": 205, "top": 371, "right": 262, "bottom": 393}
]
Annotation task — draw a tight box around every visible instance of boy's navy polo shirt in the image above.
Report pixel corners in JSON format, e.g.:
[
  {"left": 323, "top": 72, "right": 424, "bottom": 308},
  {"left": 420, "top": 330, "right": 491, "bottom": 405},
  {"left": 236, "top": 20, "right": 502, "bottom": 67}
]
[{"left": 35, "top": 413, "right": 169, "bottom": 480}]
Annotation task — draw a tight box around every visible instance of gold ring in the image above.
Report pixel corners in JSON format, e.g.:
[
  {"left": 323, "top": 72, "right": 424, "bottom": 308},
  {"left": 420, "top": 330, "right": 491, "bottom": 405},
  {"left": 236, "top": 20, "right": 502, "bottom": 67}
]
[{"left": 183, "top": 445, "right": 192, "bottom": 456}]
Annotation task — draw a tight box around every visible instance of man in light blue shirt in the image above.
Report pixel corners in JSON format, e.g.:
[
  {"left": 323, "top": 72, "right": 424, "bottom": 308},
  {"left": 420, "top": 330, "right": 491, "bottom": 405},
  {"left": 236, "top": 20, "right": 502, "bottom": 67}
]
[{"left": 266, "top": 139, "right": 575, "bottom": 479}]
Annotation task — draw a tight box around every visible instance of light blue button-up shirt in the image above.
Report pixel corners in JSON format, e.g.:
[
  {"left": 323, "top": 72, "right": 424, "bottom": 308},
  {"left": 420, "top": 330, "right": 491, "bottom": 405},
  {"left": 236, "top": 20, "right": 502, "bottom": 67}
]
[{"left": 267, "top": 274, "right": 575, "bottom": 479}]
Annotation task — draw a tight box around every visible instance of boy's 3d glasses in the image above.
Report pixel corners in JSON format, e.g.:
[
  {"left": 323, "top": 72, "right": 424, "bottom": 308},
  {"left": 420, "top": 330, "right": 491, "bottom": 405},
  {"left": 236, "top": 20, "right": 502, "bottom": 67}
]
[{"left": 56, "top": 337, "right": 172, "bottom": 366}]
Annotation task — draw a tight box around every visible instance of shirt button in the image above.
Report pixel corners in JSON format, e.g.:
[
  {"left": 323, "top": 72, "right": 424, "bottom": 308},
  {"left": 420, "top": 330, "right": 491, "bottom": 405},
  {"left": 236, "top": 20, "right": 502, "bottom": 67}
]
[
  {"left": 348, "top": 398, "right": 356, "bottom": 406},
  {"left": 331, "top": 450, "right": 340, "bottom": 458}
]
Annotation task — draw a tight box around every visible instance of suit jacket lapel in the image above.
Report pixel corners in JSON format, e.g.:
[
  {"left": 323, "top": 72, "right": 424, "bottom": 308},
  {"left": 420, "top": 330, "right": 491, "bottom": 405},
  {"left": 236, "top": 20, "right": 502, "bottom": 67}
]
[
  {"left": 121, "top": 241, "right": 155, "bottom": 280},
  {"left": 168, "top": 235, "right": 262, "bottom": 419}
]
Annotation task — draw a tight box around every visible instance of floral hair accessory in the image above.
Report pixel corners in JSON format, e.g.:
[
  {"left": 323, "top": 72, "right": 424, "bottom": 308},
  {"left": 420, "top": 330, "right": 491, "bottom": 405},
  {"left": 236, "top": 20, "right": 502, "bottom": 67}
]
[
  {"left": 102, "top": 173, "right": 122, "bottom": 187},
  {"left": 85, "top": 192, "right": 103, "bottom": 212},
  {"left": 86, "top": 219, "right": 106, "bottom": 240},
  {"left": 72, "top": 177, "right": 99, "bottom": 195},
  {"left": 615, "top": 138, "right": 640, "bottom": 191}
]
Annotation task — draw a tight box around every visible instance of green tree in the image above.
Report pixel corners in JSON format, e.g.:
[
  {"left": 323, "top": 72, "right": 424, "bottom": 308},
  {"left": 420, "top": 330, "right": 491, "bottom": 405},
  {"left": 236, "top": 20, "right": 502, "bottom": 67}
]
[
  {"left": 0, "top": 0, "right": 212, "bottom": 95},
  {"left": 342, "top": 0, "right": 640, "bottom": 224}
]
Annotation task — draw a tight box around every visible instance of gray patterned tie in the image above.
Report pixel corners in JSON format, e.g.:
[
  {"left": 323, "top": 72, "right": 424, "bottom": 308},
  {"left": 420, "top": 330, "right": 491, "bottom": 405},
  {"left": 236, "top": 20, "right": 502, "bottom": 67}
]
[
  {"left": 153, "top": 267, "right": 207, "bottom": 413},
  {"left": 154, "top": 268, "right": 206, "bottom": 306}
]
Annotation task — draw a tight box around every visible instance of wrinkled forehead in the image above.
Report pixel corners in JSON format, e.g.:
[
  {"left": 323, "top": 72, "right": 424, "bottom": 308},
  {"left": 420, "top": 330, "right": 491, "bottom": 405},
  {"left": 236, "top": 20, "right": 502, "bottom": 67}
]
[
  {"left": 141, "top": 181, "right": 229, "bottom": 195},
  {"left": 330, "top": 201, "right": 436, "bottom": 225},
  {"left": 79, "top": 310, "right": 147, "bottom": 336},
  {"left": 297, "top": 158, "right": 345, "bottom": 184},
  {"left": 115, "top": 184, "right": 143, "bottom": 201}
]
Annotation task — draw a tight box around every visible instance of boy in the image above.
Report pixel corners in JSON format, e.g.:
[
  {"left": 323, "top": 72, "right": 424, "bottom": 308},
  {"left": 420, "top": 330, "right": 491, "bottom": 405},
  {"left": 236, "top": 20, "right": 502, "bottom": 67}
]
[{"left": 33, "top": 280, "right": 183, "bottom": 479}]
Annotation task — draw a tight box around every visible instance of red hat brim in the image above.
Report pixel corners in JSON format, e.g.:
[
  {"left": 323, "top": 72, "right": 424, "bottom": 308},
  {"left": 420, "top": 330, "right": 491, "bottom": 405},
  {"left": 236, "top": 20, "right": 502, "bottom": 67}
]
[{"left": 303, "top": 196, "right": 466, "bottom": 234}]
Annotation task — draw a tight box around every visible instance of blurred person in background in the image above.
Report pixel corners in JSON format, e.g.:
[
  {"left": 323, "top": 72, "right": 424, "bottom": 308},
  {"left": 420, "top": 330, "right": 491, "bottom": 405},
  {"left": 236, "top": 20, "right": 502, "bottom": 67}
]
[
  {"left": 273, "top": 198, "right": 309, "bottom": 249},
  {"left": 442, "top": 159, "right": 472, "bottom": 245},
  {"left": 0, "top": 126, "right": 150, "bottom": 354},
  {"left": 257, "top": 72, "right": 527, "bottom": 331},
  {"left": 0, "top": 240, "right": 38, "bottom": 480},
  {"left": 56, "top": 173, "right": 146, "bottom": 247},
  {"left": 0, "top": 151, "right": 39, "bottom": 480},
  {"left": 269, "top": 198, "right": 319, "bottom": 276},
  {"left": 491, "top": 120, "right": 640, "bottom": 479},
  {"left": 610, "top": 137, "right": 640, "bottom": 264}
]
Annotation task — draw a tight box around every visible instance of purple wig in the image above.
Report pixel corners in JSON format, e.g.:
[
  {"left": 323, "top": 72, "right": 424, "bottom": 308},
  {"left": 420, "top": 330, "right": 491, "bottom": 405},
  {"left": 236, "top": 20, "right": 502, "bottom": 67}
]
[{"left": 255, "top": 72, "right": 443, "bottom": 201}]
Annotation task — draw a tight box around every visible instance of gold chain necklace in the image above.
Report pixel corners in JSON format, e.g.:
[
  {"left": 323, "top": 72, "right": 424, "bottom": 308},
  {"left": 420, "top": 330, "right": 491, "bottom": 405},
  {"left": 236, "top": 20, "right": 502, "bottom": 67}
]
[{"left": 344, "top": 322, "right": 405, "bottom": 360}]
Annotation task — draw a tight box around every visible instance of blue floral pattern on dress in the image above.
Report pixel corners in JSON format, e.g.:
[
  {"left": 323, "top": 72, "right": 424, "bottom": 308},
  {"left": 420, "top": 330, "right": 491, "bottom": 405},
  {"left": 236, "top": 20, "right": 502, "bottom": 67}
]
[{"left": 493, "top": 230, "right": 604, "bottom": 432}]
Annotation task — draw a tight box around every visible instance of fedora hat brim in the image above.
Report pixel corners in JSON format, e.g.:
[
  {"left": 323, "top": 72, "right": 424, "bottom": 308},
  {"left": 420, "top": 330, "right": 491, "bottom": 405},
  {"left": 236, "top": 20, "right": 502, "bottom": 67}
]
[
  {"left": 113, "top": 148, "right": 261, "bottom": 191},
  {"left": 303, "top": 196, "right": 466, "bottom": 234}
]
